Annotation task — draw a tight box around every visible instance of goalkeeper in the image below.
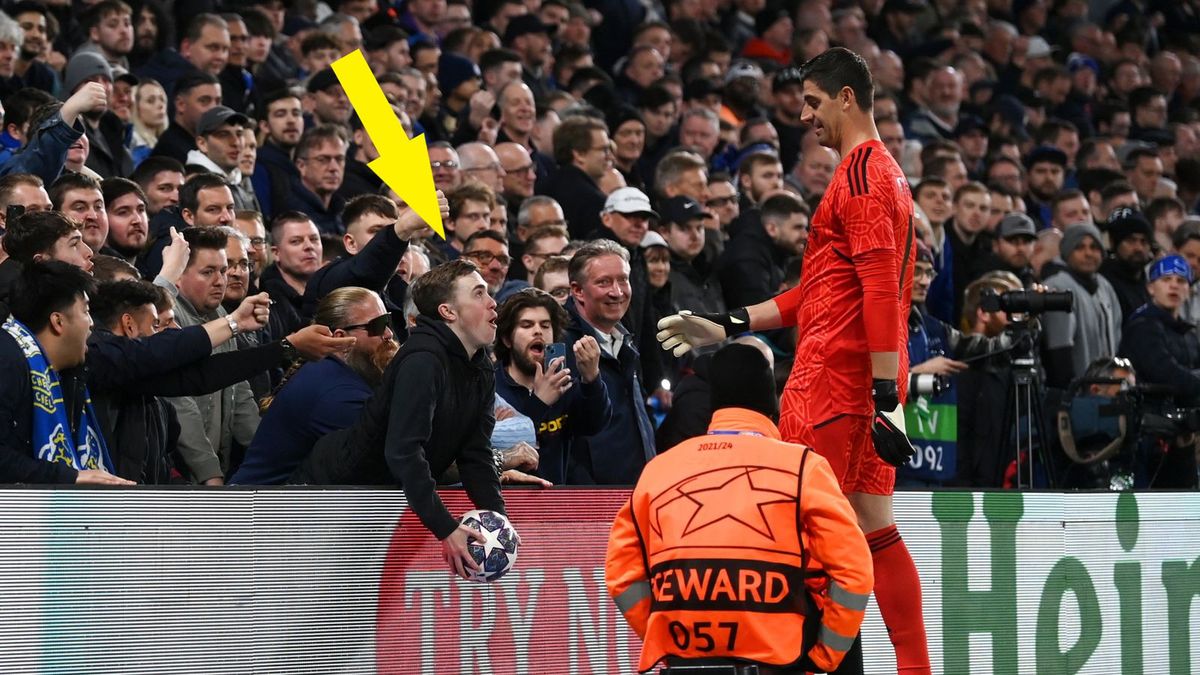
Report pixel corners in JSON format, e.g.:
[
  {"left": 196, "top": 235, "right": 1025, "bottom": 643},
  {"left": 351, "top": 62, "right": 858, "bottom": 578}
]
[{"left": 657, "top": 48, "right": 930, "bottom": 674}]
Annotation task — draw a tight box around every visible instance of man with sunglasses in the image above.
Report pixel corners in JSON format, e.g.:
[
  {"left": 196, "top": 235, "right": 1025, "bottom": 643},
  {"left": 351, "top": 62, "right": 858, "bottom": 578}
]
[{"left": 233, "top": 287, "right": 397, "bottom": 486}]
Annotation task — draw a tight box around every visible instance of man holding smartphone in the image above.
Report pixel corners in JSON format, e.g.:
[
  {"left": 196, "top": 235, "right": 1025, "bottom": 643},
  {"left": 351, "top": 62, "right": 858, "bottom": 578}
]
[{"left": 493, "top": 288, "right": 613, "bottom": 484}]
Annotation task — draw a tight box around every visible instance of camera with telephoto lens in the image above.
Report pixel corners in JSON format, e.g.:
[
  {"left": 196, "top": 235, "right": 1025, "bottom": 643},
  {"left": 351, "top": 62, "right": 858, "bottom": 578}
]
[
  {"left": 909, "top": 373, "right": 950, "bottom": 397},
  {"left": 979, "top": 288, "right": 1074, "bottom": 314}
]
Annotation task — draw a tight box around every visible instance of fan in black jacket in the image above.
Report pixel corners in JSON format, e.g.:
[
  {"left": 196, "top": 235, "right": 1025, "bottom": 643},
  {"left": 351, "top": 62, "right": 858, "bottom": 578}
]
[{"left": 291, "top": 261, "right": 505, "bottom": 579}]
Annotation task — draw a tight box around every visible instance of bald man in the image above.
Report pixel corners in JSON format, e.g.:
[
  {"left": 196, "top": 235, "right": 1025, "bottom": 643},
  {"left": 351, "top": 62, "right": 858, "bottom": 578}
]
[{"left": 458, "top": 142, "right": 507, "bottom": 193}]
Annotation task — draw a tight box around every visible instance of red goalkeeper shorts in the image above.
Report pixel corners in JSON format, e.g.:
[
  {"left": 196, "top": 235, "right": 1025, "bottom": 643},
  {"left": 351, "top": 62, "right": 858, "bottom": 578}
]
[{"left": 780, "top": 405, "right": 895, "bottom": 496}]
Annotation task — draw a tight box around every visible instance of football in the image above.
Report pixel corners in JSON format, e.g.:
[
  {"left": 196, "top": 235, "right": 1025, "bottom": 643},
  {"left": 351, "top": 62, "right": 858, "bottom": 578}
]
[{"left": 461, "top": 509, "right": 520, "bottom": 582}]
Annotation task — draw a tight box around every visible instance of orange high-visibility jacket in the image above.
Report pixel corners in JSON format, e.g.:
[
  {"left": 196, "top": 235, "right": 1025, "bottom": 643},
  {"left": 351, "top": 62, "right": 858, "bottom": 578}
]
[{"left": 606, "top": 407, "right": 873, "bottom": 673}]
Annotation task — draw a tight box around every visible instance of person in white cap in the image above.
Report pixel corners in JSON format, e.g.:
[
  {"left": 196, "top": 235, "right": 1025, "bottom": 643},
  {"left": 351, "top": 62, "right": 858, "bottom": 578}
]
[{"left": 595, "top": 186, "right": 669, "bottom": 412}]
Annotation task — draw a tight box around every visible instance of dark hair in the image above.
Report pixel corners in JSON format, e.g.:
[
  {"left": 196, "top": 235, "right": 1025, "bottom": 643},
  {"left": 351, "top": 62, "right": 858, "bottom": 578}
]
[
  {"left": 494, "top": 288, "right": 569, "bottom": 364},
  {"left": 412, "top": 259, "right": 480, "bottom": 319},
  {"left": 1076, "top": 138, "right": 1112, "bottom": 170},
  {"left": 2, "top": 89, "right": 55, "bottom": 137},
  {"left": 1100, "top": 180, "right": 1137, "bottom": 204},
  {"left": 91, "top": 254, "right": 140, "bottom": 281},
  {"left": 923, "top": 154, "right": 966, "bottom": 181},
  {"left": 1051, "top": 188, "right": 1087, "bottom": 217},
  {"left": 300, "top": 32, "right": 340, "bottom": 56},
  {"left": 552, "top": 116, "right": 607, "bottom": 167},
  {"left": 179, "top": 173, "right": 231, "bottom": 214},
  {"left": 1035, "top": 118, "right": 1078, "bottom": 146},
  {"left": 2, "top": 210, "right": 79, "bottom": 263},
  {"left": 464, "top": 229, "right": 507, "bottom": 251},
  {"left": 441, "top": 26, "right": 479, "bottom": 55},
  {"left": 343, "top": 194, "right": 399, "bottom": 229},
  {"left": 49, "top": 173, "right": 102, "bottom": 211},
  {"left": 1077, "top": 168, "right": 1125, "bottom": 196},
  {"left": 269, "top": 210, "right": 316, "bottom": 241},
  {"left": 130, "top": 156, "right": 186, "bottom": 191},
  {"left": 638, "top": 83, "right": 675, "bottom": 110},
  {"left": 239, "top": 8, "right": 275, "bottom": 39},
  {"left": 173, "top": 71, "right": 221, "bottom": 99},
  {"left": 365, "top": 24, "right": 409, "bottom": 50},
  {"left": 1145, "top": 196, "right": 1185, "bottom": 224},
  {"left": 90, "top": 279, "right": 159, "bottom": 330},
  {"left": 1128, "top": 86, "right": 1164, "bottom": 113},
  {"left": 101, "top": 177, "right": 148, "bottom": 209},
  {"left": 761, "top": 192, "right": 808, "bottom": 225},
  {"left": 10, "top": 260, "right": 97, "bottom": 334},
  {"left": 479, "top": 47, "right": 522, "bottom": 73},
  {"left": 798, "top": 47, "right": 874, "bottom": 112},
  {"left": 80, "top": 0, "right": 132, "bottom": 32},
  {"left": 258, "top": 88, "right": 303, "bottom": 122},
  {"left": 709, "top": 343, "right": 777, "bottom": 419},
  {"left": 1123, "top": 146, "right": 1160, "bottom": 170},
  {"left": 182, "top": 226, "right": 229, "bottom": 265}
]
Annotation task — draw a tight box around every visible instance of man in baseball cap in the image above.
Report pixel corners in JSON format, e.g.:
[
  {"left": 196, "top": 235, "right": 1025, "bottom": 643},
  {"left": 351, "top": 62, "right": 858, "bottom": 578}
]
[
  {"left": 659, "top": 195, "right": 722, "bottom": 314},
  {"left": 187, "top": 106, "right": 258, "bottom": 210},
  {"left": 1041, "top": 221, "right": 1123, "bottom": 387},
  {"left": 772, "top": 66, "right": 806, "bottom": 172},
  {"left": 598, "top": 187, "right": 658, "bottom": 247},
  {"left": 504, "top": 15, "right": 555, "bottom": 99},
  {"left": 990, "top": 212, "right": 1038, "bottom": 285}
]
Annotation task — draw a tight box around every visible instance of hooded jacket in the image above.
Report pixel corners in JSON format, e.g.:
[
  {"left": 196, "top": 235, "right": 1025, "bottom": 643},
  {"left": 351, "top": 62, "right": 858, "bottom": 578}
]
[
  {"left": 290, "top": 316, "right": 504, "bottom": 539},
  {"left": 1119, "top": 303, "right": 1200, "bottom": 406}
]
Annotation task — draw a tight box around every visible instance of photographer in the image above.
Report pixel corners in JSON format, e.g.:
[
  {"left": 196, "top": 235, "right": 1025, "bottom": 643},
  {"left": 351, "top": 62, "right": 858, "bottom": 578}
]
[
  {"left": 1041, "top": 223, "right": 1122, "bottom": 388},
  {"left": 904, "top": 243, "right": 1011, "bottom": 487},
  {"left": 1117, "top": 255, "right": 1200, "bottom": 488}
]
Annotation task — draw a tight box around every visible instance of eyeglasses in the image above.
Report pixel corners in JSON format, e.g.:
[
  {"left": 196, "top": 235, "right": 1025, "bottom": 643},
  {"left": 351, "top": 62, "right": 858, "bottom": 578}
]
[
  {"left": 913, "top": 267, "right": 936, "bottom": 280},
  {"left": 302, "top": 154, "right": 346, "bottom": 166},
  {"left": 431, "top": 160, "right": 459, "bottom": 170},
  {"left": 340, "top": 314, "right": 391, "bottom": 337},
  {"left": 505, "top": 162, "right": 535, "bottom": 174},
  {"left": 248, "top": 237, "right": 266, "bottom": 247},
  {"left": 465, "top": 163, "right": 503, "bottom": 173},
  {"left": 464, "top": 250, "right": 511, "bottom": 267},
  {"left": 590, "top": 145, "right": 614, "bottom": 154},
  {"left": 706, "top": 196, "right": 736, "bottom": 208}
]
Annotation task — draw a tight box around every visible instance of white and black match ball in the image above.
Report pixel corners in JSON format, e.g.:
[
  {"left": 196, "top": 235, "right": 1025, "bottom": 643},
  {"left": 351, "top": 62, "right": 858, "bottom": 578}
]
[{"left": 461, "top": 509, "right": 519, "bottom": 582}]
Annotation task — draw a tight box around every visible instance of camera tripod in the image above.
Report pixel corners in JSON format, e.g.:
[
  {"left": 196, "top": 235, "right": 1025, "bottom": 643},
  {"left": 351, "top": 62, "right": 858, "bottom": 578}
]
[{"left": 998, "top": 321, "right": 1057, "bottom": 489}]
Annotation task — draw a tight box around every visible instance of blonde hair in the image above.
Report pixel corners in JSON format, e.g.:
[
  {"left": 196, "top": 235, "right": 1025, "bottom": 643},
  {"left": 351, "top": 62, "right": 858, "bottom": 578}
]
[{"left": 313, "top": 286, "right": 379, "bottom": 331}]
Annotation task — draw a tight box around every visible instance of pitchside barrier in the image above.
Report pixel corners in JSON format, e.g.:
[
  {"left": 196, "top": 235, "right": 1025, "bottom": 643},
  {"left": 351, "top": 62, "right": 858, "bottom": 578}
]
[{"left": 0, "top": 488, "right": 1196, "bottom": 674}]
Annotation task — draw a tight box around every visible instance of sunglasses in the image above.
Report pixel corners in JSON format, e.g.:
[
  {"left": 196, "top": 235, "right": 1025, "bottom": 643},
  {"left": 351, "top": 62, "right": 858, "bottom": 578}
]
[{"left": 340, "top": 314, "right": 391, "bottom": 336}]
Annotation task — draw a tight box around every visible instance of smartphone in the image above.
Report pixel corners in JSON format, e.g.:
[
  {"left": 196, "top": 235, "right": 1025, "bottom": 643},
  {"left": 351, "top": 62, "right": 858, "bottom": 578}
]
[{"left": 543, "top": 342, "right": 566, "bottom": 372}]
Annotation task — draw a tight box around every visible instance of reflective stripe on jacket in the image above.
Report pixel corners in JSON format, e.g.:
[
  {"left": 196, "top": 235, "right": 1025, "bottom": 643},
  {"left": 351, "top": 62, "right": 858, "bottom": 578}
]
[{"left": 605, "top": 407, "right": 873, "bottom": 673}]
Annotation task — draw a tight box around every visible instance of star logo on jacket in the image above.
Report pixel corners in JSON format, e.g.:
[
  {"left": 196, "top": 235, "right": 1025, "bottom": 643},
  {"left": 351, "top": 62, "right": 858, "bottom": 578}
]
[{"left": 649, "top": 466, "right": 797, "bottom": 543}]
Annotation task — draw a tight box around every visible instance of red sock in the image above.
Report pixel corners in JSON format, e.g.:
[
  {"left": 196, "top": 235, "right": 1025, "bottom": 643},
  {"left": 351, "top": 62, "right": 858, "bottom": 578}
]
[{"left": 867, "top": 525, "right": 931, "bottom": 675}]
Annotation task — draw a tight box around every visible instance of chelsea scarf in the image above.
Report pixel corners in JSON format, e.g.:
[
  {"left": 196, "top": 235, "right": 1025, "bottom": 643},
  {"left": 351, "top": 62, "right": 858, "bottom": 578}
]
[{"left": 2, "top": 317, "right": 113, "bottom": 472}]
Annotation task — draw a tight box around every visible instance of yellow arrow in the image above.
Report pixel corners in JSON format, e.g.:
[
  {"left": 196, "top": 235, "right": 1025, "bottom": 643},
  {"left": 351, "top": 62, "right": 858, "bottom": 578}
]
[{"left": 331, "top": 49, "right": 444, "bottom": 239}]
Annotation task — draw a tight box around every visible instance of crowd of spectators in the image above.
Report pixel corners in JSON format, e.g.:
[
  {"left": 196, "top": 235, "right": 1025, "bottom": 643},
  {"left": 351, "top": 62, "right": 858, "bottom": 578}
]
[{"left": 0, "top": 0, "right": 1197, "bottom": 490}]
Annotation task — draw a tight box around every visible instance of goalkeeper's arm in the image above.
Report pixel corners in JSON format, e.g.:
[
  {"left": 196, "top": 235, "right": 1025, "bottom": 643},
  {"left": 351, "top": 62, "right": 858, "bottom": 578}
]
[{"left": 655, "top": 298, "right": 787, "bottom": 357}]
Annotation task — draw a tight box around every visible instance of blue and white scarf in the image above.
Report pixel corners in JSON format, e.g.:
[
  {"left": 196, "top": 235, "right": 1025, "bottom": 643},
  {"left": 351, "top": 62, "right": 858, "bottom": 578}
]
[{"left": 2, "top": 317, "right": 112, "bottom": 472}]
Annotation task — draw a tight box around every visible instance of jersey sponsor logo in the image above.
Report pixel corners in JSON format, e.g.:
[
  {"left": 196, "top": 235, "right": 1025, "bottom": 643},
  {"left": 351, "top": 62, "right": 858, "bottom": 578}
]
[
  {"left": 648, "top": 559, "right": 807, "bottom": 612},
  {"left": 538, "top": 413, "right": 568, "bottom": 435}
]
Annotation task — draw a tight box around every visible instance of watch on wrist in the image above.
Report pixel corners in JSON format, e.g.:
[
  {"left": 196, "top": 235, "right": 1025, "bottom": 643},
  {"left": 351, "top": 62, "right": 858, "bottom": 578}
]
[
  {"left": 226, "top": 315, "right": 240, "bottom": 336},
  {"left": 280, "top": 337, "right": 300, "bottom": 363}
]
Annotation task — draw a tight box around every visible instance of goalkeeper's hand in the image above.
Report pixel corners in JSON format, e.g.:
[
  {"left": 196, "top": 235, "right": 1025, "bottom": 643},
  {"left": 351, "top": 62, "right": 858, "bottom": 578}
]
[
  {"left": 655, "top": 308, "right": 750, "bottom": 357},
  {"left": 871, "top": 378, "right": 917, "bottom": 467}
]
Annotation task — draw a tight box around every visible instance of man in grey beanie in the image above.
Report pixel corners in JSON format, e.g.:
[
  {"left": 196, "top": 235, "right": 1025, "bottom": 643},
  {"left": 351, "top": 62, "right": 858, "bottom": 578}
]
[{"left": 1041, "top": 221, "right": 1123, "bottom": 387}]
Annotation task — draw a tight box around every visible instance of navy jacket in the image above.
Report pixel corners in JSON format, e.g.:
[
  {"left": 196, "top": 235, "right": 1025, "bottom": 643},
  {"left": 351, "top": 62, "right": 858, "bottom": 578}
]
[
  {"left": 258, "top": 263, "right": 306, "bottom": 339},
  {"left": 1119, "top": 303, "right": 1200, "bottom": 406},
  {"left": 494, "top": 358, "right": 613, "bottom": 484},
  {"left": 546, "top": 164, "right": 606, "bottom": 240},
  {"left": 282, "top": 178, "right": 345, "bottom": 235},
  {"left": 135, "top": 207, "right": 188, "bottom": 280},
  {"left": 562, "top": 299, "right": 656, "bottom": 484},
  {"left": 232, "top": 357, "right": 372, "bottom": 485}
]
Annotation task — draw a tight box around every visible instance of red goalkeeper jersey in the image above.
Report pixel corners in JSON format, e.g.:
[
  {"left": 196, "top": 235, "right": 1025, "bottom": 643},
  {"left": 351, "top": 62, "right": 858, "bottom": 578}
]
[{"left": 774, "top": 139, "right": 915, "bottom": 425}]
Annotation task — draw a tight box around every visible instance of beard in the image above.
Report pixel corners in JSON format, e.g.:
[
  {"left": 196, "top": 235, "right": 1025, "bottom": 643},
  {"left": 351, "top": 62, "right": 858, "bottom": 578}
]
[
  {"left": 344, "top": 339, "right": 399, "bottom": 387},
  {"left": 510, "top": 344, "right": 539, "bottom": 377}
]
